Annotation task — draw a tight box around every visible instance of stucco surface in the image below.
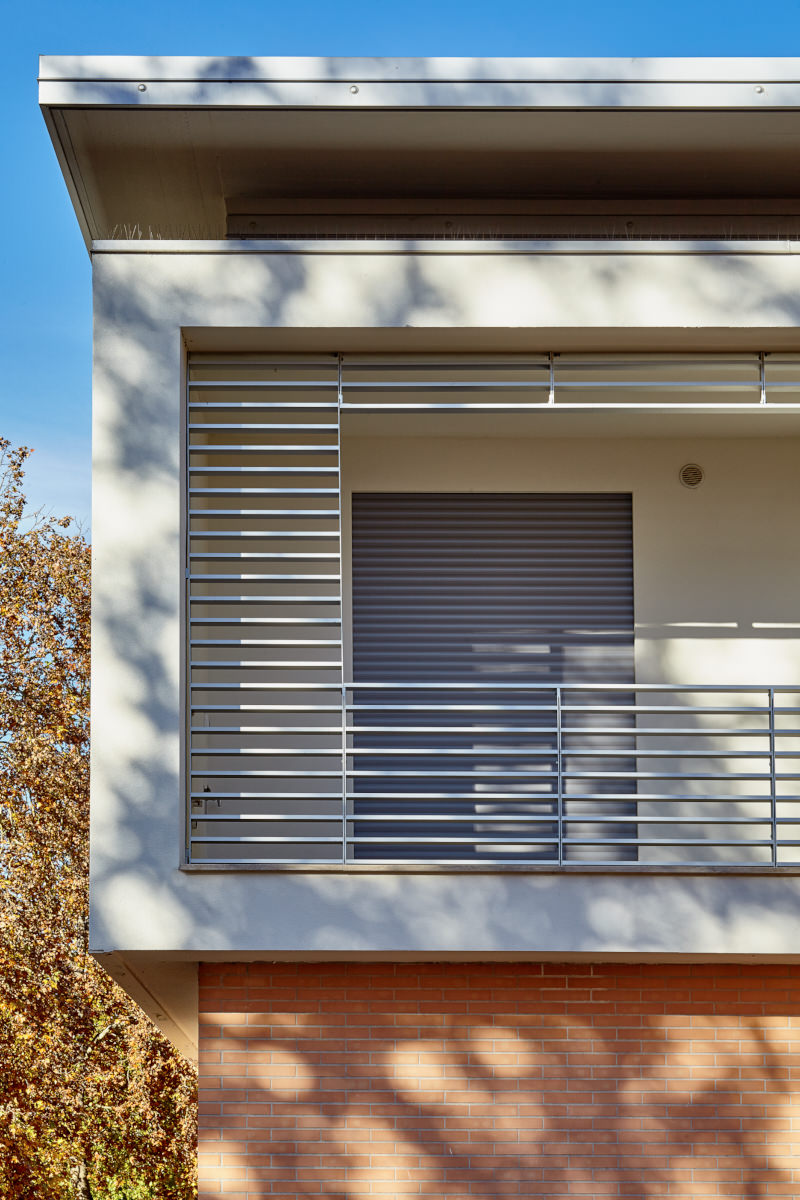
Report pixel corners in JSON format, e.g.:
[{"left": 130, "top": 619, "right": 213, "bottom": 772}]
[{"left": 91, "top": 248, "right": 800, "bottom": 958}]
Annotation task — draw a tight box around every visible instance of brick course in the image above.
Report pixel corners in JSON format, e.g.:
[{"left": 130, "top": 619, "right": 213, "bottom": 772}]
[{"left": 198, "top": 962, "right": 800, "bottom": 1198}]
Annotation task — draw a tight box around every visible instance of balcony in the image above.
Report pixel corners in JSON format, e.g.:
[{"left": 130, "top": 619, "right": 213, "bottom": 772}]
[{"left": 186, "top": 353, "right": 800, "bottom": 871}]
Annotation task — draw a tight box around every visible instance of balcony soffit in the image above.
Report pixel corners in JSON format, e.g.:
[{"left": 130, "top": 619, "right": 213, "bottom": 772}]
[{"left": 39, "top": 57, "right": 800, "bottom": 246}]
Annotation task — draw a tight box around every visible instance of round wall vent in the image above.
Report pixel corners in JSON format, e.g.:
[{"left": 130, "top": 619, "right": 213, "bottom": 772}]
[{"left": 679, "top": 463, "right": 704, "bottom": 489}]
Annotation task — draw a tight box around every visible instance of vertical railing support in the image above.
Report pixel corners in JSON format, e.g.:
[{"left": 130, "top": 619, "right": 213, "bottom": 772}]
[
  {"left": 337, "top": 357, "right": 346, "bottom": 863},
  {"left": 769, "top": 686, "right": 778, "bottom": 866},
  {"left": 342, "top": 682, "right": 348, "bottom": 865},
  {"left": 556, "top": 686, "right": 564, "bottom": 865}
]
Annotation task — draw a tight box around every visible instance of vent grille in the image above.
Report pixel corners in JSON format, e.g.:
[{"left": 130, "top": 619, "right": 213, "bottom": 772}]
[{"left": 679, "top": 463, "right": 704, "bottom": 488}]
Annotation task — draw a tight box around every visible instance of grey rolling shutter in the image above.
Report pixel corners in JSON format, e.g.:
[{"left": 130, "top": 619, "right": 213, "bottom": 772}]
[
  {"left": 352, "top": 493, "right": 633, "bottom": 684},
  {"left": 350, "top": 493, "right": 635, "bottom": 863}
]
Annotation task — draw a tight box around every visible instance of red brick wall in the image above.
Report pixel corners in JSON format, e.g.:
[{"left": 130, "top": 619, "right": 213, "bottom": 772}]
[{"left": 198, "top": 962, "right": 800, "bottom": 1199}]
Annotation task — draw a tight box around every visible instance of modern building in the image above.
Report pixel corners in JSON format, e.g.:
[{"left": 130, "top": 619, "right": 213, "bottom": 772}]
[{"left": 41, "top": 56, "right": 800, "bottom": 1199}]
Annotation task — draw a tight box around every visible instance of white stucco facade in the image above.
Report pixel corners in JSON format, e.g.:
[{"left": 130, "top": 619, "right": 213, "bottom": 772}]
[{"left": 89, "top": 247, "right": 800, "bottom": 978}]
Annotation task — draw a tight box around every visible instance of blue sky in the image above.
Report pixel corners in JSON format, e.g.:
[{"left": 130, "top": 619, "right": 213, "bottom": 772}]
[{"left": 5, "top": 0, "right": 800, "bottom": 528}]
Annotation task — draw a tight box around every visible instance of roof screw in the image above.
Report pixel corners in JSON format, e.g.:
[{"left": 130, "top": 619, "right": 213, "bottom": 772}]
[
  {"left": 755, "top": 85, "right": 765, "bottom": 94},
  {"left": 349, "top": 85, "right": 359, "bottom": 94},
  {"left": 138, "top": 83, "right": 147, "bottom": 92}
]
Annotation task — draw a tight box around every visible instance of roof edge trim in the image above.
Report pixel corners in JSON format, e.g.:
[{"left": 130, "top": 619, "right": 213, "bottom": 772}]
[{"left": 38, "top": 56, "right": 800, "bottom": 84}]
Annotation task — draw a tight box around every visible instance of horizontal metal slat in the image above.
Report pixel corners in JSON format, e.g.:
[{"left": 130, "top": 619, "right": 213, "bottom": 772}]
[
  {"left": 190, "top": 466, "right": 339, "bottom": 474},
  {"left": 192, "top": 659, "right": 342, "bottom": 668},
  {"left": 189, "top": 444, "right": 338, "bottom": 452},
  {"left": 342, "top": 813, "right": 773, "bottom": 825},
  {"left": 189, "top": 508, "right": 340, "bottom": 516},
  {"left": 190, "top": 531, "right": 339, "bottom": 538},
  {"left": 195, "top": 748, "right": 341, "bottom": 756},
  {"left": 192, "top": 726, "right": 342, "bottom": 734},
  {"left": 346, "top": 747, "right": 558, "bottom": 756},
  {"left": 191, "top": 705, "right": 343, "bottom": 713},
  {"left": 189, "top": 490, "right": 339, "bottom": 497},
  {"left": 195, "top": 772, "right": 345, "bottom": 782},
  {"left": 191, "top": 639, "right": 342, "bottom": 647},
  {"left": 345, "top": 380, "right": 551, "bottom": 392},
  {"left": 189, "top": 380, "right": 338, "bottom": 390},
  {"left": 190, "top": 552, "right": 339, "bottom": 559},
  {"left": 195, "top": 813, "right": 346, "bottom": 822},
  {"left": 190, "top": 422, "right": 340, "bottom": 432},
  {"left": 192, "top": 618, "right": 340, "bottom": 626},
  {"left": 191, "top": 594, "right": 341, "bottom": 602}
]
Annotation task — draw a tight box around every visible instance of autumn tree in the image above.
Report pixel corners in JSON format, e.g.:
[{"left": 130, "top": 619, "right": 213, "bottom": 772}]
[{"left": 0, "top": 441, "right": 197, "bottom": 1199}]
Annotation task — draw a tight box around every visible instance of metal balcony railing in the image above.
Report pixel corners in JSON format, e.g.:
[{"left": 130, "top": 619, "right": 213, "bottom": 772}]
[
  {"left": 185, "top": 354, "right": 800, "bottom": 869},
  {"left": 188, "top": 683, "right": 800, "bottom": 869}
]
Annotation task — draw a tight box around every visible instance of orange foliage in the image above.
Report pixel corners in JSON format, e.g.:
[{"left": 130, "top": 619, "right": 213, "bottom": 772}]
[{"left": 0, "top": 442, "right": 197, "bottom": 1199}]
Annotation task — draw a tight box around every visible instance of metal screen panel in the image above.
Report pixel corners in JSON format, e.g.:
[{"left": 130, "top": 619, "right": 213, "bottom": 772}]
[
  {"left": 187, "top": 356, "right": 344, "bottom": 865},
  {"left": 350, "top": 493, "right": 635, "bottom": 862},
  {"left": 338, "top": 353, "right": 800, "bottom": 410}
]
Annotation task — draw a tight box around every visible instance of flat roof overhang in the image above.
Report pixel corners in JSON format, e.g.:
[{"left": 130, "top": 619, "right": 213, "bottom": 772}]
[{"left": 39, "top": 56, "right": 800, "bottom": 247}]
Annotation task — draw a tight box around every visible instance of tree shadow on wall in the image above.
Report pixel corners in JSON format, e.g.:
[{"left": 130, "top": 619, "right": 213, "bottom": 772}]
[{"left": 202, "top": 964, "right": 797, "bottom": 1199}]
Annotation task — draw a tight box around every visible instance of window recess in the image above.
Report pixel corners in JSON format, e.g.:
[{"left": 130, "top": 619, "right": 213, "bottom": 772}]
[
  {"left": 350, "top": 492, "right": 635, "bottom": 864},
  {"left": 185, "top": 352, "right": 800, "bottom": 870}
]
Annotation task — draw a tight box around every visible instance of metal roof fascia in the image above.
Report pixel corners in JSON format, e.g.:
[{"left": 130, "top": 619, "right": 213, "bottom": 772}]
[
  {"left": 36, "top": 55, "right": 800, "bottom": 83},
  {"left": 37, "top": 77, "right": 800, "bottom": 110}
]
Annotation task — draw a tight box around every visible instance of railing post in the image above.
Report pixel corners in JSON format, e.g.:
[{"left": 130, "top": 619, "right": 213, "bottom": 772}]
[
  {"left": 769, "top": 687, "right": 777, "bottom": 867},
  {"left": 556, "top": 686, "right": 563, "bottom": 866},
  {"left": 338, "top": 357, "right": 346, "bottom": 864},
  {"left": 341, "top": 681, "right": 348, "bottom": 864}
]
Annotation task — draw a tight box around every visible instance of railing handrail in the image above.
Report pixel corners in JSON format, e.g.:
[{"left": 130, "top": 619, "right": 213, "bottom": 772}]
[{"left": 345, "top": 681, "right": 799, "bottom": 691}]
